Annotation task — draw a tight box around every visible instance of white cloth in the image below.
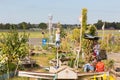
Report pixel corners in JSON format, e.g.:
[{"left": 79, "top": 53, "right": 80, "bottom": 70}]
[
  {"left": 55, "top": 33, "right": 60, "bottom": 41},
  {"left": 94, "top": 44, "right": 100, "bottom": 56}
]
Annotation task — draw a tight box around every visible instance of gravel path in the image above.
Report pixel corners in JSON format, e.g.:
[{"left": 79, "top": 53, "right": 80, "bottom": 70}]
[
  {"left": 108, "top": 53, "right": 120, "bottom": 79},
  {"left": 107, "top": 53, "right": 120, "bottom": 62},
  {"left": 28, "top": 38, "right": 41, "bottom": 46}
]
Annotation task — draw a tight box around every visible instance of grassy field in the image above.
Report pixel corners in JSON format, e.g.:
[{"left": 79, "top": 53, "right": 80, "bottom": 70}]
[
  {"left": 0, "top": 30, "right": 119, "bottom": 80},
  {"left": 0, "top": 30, "right": 119, "bottom": 38},
  {"left": 98, "top": 30, "right": 120, "bottom": 37},
  {"left": 0, "top": 31, "right": 49, "bottom": 38}
]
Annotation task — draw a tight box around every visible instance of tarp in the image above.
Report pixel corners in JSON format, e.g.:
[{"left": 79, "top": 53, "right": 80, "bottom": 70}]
[{"left": 84, "top": 34, "right": 101, "bottom": 40}]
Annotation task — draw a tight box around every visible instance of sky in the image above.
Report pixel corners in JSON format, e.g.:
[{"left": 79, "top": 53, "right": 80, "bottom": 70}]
[{"left": 0, "top": 0, "right": 120, "bottom": 24}]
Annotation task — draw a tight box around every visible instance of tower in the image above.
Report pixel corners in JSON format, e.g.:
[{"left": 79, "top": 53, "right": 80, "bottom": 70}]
[{"left": 48, "top": 14, "right": 53, "bottom": 43}]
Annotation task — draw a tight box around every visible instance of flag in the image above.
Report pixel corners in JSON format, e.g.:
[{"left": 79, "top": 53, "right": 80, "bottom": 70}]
[
  {"left": 79, "top": 15, "right": 82, "bottom": 23},
  {"left": 102, "top": 23, "right": 105, "bottom": 30}
]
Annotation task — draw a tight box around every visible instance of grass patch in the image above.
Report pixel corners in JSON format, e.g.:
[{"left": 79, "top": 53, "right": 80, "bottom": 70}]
[
  {"left": 31, "top": 53, "right": 55, "bottom": 66},
  {"left": 0, "top": 31, "right": 48, "bottom": 38},
  {"left": 9, "top": 77, "right": 29, "bottom": 80}
]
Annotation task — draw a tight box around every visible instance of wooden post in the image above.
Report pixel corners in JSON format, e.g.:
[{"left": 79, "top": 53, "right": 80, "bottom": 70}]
[
  {"left": 102, "top": 28, "right": 104, "bottom": 42},
  {"left": 76, "top": 15, "right": 83, "bottom": 68},
  {"left": 56, "top": 47, "right": 59, "bottom": 67},
  {"left": 102, "top": 23, "right": 105, "bottom": 42},
  {"left": 56, "top": 28, "right": 60, "bottom": 67},
  {"left": 76, "top": 50, "right": 80, "bottom": 68}
]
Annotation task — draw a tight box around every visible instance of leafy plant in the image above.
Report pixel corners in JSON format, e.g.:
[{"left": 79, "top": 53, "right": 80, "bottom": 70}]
[
  {"left": 105, "top": 59, "right": 114, "bottom": 70},
  {"left": 0, "top": 27, "right": 29, "bottom": 78}
]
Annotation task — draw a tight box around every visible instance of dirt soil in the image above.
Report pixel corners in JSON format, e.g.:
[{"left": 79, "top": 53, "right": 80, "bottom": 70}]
[
  {"left": 107, "top": 52, "right": 120, "bottom": 68},
  {"left": 108, "top": 53, "right": 120, "bottom": 79},
  {"left": 107, "top": 53, "right": 120, "bottom": 62}
]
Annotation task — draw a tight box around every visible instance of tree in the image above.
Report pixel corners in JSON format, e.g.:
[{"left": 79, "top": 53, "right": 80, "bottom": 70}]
[
  {"left": 94, "top": 20, "right": 103, "bottom": 29},
  {"left": 4, "top": 23, "right": 11, "bottom": 29},
  {"left": 18, "top": 22, "right": 28, "bottom": 29},
  {"left": 81, "top": 8, "right": 97, "bottom": 62},
  {"left": 86, "top": 25, "right": 97, "bottom": 36},
  {"left": 82, "top": 8, "right": 87, "bottom": 31},
  {"left": 38, "top": 23, "right": 48, "bottom": 29},
  {"left": 0, "top": 27, "right": 29, "bottom": 79},
  {"left": 0, "top": 23, "right": 4, "bottom": 29},
  {"left": 116, "top": 23, "right": 120, "bottom": 29}
]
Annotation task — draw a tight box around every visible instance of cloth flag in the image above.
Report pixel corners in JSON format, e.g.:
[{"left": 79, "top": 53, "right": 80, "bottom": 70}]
[
  {"left": 102, "top": 23, "right": 105, "bottom": 30},
  {"left": 79, "top": 15, "right": 82, "bottom": 23}
]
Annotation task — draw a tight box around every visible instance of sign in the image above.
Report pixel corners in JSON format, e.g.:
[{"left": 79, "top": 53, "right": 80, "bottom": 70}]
[{"left": 42, "top": 38, "right": 47, "bottom": 46}]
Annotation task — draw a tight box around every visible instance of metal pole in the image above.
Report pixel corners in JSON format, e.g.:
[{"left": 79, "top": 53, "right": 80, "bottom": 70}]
[{"left": 48, "top": 14, "right": 53, "bottom": 43}]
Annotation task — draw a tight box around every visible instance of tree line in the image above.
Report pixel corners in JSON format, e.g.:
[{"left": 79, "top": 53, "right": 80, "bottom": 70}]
[
  {"left": 0, "top": 22, "right": 48, "bottom": 30},
  {"left": 94, "top": 20, "right": 120, "bottom": 29},
  {"left": 0, "top": 20, "right": 120, "bottom": 30}
]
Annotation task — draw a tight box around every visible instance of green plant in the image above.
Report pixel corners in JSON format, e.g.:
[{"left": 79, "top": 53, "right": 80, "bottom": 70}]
[
  {"left": 86, "top": 25, "right": 97, "bottom": 36},
  {"left": 9, "top": 77, "right": 28, "bottom": 80},
  {"left": 105, "top": 59, "right": 114, "bottom": 70},
  {"left": 72, "top": 28, "right": 80, "bottom": 42},
  {"left": 78, "top": 59, "right": 85, "bottom": 68},
  {"left": 0, "top": 27, "right": 29, "bottom": 79}
]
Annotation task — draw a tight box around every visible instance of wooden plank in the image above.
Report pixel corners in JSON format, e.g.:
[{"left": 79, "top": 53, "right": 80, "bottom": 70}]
[
  {"left": 18, "top": 71, "right": 56, "bottom": 79},
  {"left": 78, "top": 72, "right": 109, "bottom": 76},
  {"left": 19, "top": 74, "right": 54, "bottom": 79},
  {"left": 19, "top": 71, "right": 55, "bottom": 76},
  {"left": 19, "top": 71, "right": 109, "bottom": 79},
  {"left": 110, "top": 69, "right": 120, "bottom": 77}
]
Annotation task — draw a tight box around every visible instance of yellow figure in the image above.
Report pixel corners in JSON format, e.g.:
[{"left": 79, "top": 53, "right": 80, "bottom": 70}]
[
  {"left": 109, "top": 76, "right": 115, "bottom": 80},
  {"left": 93, "top": 75, "right": 97, "bottom": 80},
  {"left": 103, "top": 74, "right": 107, "bottom": 80}
]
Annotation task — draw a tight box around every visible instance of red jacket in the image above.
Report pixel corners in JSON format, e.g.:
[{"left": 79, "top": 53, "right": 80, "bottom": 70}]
[{"left": 96, "top": 62, "right": 105, "bottom": 72}]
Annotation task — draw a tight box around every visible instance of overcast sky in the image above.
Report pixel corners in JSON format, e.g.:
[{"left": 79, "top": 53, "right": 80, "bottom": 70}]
[{"left": 0, "top": 0, "right": 120, "bottom": 24}]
